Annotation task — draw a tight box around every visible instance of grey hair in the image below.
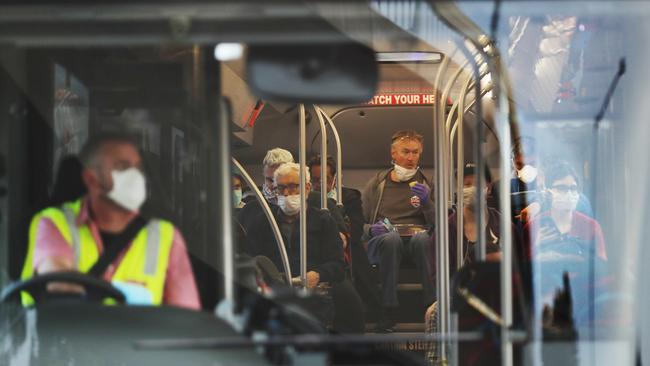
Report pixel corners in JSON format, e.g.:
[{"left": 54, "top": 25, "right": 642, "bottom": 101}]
[
  {"left": 263, "top": 148, "right": 294, "bottom": 168},
  {"left": 274, "top": 162, "right": 310, "bottom": 185}
]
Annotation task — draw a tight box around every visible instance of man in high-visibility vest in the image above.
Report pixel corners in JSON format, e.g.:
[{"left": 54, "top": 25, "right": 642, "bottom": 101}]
[{"left": 26, "top": 133, "right": 200, "bottom": 309}]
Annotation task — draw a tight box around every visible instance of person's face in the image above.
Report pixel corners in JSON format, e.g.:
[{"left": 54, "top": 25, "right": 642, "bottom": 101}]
[
  {"left": 310, "top": 164, "right": 334, "bottom": 192},
  {"left": 549, "top": 175, "right": 579, "bottom": 197},
  {"left": 275, "top": 170, "right": 310, "bottom": 196},
  {"left": 513, "top": 153, "right": 537, "bottom": 171},
  {"left": 263, "top": 165, "right": 278, "bottom": 191},
  {"left": 391, "top": 139, "right": 422, "bottom": 169},
  {"left": 463, "top": 174, "right": 476, "bottom": 188},
  {"left": 84, "top": 142, "right": 143, "bottom": 196},
  {"left": 232, "top": 177, "right": 242, "bottom": 191}
]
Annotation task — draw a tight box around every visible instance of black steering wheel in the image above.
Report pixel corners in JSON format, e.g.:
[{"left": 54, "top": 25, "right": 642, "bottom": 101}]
[{"left": 0, "top": 271, "right": 126, "bottom": 305}]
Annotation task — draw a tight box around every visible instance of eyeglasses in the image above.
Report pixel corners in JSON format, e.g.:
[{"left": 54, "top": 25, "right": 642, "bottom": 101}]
[
  {"left": 275, "top": 183, "right": 300, "bottom": 194},
  {"left": 550, "top": 184, "right": 579, "bottom": 194}
]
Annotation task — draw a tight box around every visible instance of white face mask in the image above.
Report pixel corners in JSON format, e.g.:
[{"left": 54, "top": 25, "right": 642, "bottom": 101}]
[
  {"left": 277, "top": 194, "right": 301, "bottom": 216},
  {"left": 550, "top": 190, "right": 579, "bottom": 211},
  {"left": 327, "top": 189, "right": 337, "bottom": 201},
  {"left": 393, "top": 163, "right": 418, "bottom": 182},
  {"left": 517, "top": 164, "right": 538, "bottom": 184},
  {"left": 107, "top": 167, "right": 147, "bottom": 212},
  {"left": 263, "top": 184, "right": 278, "bottom": 204}
]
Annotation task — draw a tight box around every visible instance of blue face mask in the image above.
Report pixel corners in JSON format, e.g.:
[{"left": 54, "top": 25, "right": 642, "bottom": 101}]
[
  {"left": 233, "top": 189, "right": 243, "bottom": 207},
  {"left": 327, "top": 189, "right": 337, "bottom": 201}
]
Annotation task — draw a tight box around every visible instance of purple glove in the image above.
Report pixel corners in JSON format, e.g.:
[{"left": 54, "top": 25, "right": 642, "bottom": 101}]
[
  {"left": 370, "top": 222, "right": 389, "bottom": 237},
  {"left": 410, "top": 182, "right": 430, "bottom": 202}
]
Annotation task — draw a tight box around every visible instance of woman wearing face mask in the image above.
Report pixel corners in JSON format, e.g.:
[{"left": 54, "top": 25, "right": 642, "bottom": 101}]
[
  {"left": 524, "top": 161, "right": 607, "bottom": 261},
  {"left": 523, "top": 162, "right": 609, "bottom": 329}
]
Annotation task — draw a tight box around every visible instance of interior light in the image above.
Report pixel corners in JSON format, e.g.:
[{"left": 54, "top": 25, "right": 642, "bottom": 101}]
[
  {"left": 214, "top": 43, "right": 244, "bottom": 61},
  {"left": 376, "top": 52, "right": 442, "bottom": 63}
]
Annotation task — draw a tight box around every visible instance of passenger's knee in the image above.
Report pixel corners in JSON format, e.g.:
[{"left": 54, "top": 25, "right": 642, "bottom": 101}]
[{"left": 378, "top": 231, "right": 402, "bottom": 251}]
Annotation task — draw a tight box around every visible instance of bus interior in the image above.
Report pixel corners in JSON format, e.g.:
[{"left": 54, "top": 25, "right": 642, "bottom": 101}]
[{"left": 1, "top": 1, "right": 650, "bottom": 366}]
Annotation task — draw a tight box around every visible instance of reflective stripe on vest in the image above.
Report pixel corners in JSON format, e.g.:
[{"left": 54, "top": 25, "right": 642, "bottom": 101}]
[{"left": 21, "top": 199, "right": 174, "bottom": 306}]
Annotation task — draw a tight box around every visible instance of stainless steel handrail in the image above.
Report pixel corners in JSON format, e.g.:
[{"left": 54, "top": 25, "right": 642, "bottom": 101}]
[
  {"left": 315, "top": 106, "right": 343, "bottom": 206},
  {"left": 314, "top": 105, "right": 329, "bottom": 210},
  {"left": 433, "top": 53, "right": 451, "bottom": 364},
  {"left": 232, "top": 158, "right": 292, "bottom": 284},
  {"left": 298, "top": 104, "right": 308, "bottom": 289}
]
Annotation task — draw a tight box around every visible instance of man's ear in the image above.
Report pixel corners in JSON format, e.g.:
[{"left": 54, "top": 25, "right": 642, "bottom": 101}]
[
  {"left": 81, "top": 169, "right": 99, "bottom": 192},
  {"left": 306, "top": 182, "right": 312, "bottom": 194}
]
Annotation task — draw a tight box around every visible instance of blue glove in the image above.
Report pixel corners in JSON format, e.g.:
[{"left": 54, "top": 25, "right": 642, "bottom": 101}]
[
  {"left": 370, "top": 221, "right": 389, "bottom": 237},
  {"left": 410, "top": 182, "right": 430, "bottom": 202}
]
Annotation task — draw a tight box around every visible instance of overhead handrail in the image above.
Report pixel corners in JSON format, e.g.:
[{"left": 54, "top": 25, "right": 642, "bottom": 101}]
[
  {"left": 314, "top": 105, "right": 329, "bottom": 210},
  {"left": 298, "top": 104, "right": 308, "bottom": 289},
  {"left": 315, "top": 106, "right": 344, "bottom": 207},
  {"left": 449, "top": 82, "right": 494, "bottom": 149},
  {"left": 232, "top": 158, "right": 292, "bottom": 284}
]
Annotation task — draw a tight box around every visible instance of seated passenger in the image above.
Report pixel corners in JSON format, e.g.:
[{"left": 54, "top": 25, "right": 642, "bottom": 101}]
[
  {"left": 524, "top": 161, "right": 607, "bottom": 326},
  {"left": 240, "top": 162, "right": 365, "bottom": 333},
  {"left": 361, "top": 130, "right": 435, "bottom": 332},
  {"left": 261, "top": 147, "right": 295, "bottom": 205},
  {"left": 232, "top": 174, "right": 246, "bottom": 209},
  {"left": 27, "top": 133, "right": 200, "bottom": 309},
  {"left": 425, "top": 185, "right": 516, "bottom": 365},
  {"left": 308, "top": 155, "right": 383, "bottom": 319},
  {"left": 518, "top": 158, "right": 593, "bottom": 222}
]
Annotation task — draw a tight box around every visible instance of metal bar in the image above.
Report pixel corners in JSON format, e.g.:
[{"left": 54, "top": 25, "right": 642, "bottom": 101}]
[
  {"left": 433, "top": 53, "right": 451, "bottom": 364},
  {"left": 298, "top": 104, "right": 308, "bottom": 289},
  {"left": 232, "top": 158, "right": 292, "bottom": 283},
  {"left": 217, "top": 99, "right": 235, "bottom": 306},
  {"left": 495, "top": 57, "right": 515, "bottom": 366},
  {"left": 316, "top": 106, "right": 343, "bottom": 205},
  {"left": 449, "top": 83, "right": 494, "bottom": 145},
  {"left": 314, "top": 105, "right": 328, "bottom": 210},
  {"left": 445, "top": 64, "right": 490, "bottom": 132},
  {"left": 455, "top": 74, "right": 473, "bottom": 272},
  {"left": 441, "top": 59, "right": 469, "bottom": 205}
]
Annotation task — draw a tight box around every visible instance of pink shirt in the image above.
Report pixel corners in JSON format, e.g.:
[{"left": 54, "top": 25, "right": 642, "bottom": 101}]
[{"left": 33, "top": 198, "right": 201, "bottom": 310}]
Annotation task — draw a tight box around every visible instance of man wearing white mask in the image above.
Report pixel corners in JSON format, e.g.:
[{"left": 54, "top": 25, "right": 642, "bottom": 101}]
[
  {"left": 261, "top": 147, "right": 294, "bottom": 205},
  {"left": 361, "top": 130, "right": 435, "bottom": 332},
  {"left": 240, "top": 162, "right": 365, "bottom": 333},
  {"left": 29, "top": 133, "right": 200, "bottom": 309}
]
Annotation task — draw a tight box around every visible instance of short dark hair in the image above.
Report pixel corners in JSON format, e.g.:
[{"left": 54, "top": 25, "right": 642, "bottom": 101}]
[
  {"left": 544, "top": 160, "right": 580, "bottom": 188},
  {"left": 307, "top": 155, "right": 336, "bottom": 177},
  {"left": 462, "top": 163, "right": 492, "bottom": 183},
  {"left": 78, "top": 132, "right": 139, "bottom": 168}
]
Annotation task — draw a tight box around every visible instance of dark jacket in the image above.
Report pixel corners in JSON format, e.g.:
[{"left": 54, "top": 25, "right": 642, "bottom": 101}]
[
  {"left": 361, "top": 168, "right": 435, "bottom": 240},
  {"left": 428, "top": 208, "right": 521, "bottom": 288},
  {"left": 340, "top": 187, "right": 364, "bottom": 248},
  {"left": 239, "top": 202, "right": 345, "bottom": 284}
]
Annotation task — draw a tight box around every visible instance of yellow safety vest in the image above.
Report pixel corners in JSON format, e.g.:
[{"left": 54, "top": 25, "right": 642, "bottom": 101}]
[{"left": 21, "top": 199, "right": 175, "bottom": 306}]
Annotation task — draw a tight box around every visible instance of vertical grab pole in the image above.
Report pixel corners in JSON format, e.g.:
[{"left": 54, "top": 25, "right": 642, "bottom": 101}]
[
  {"left": 232, "top": 158, "right": 293, "bottom": 284},
  {"left": 455, "top": 74, "right": 473, "bottom": 272},
  {"left": 298, "top": 104, "right": 308, "bottom": 289},
  {"left": 316, "top": 106, "right": 343, "bottom": 206},
  {"left": 314, "top": 105, "right": 329, "bottom": 210},
  {"left": 496, "top": 71, "right": 515, "bottom": 366},
  {"left": 433, "top": 54, "right": 451, "bottom": 364},
  {"left": 217, "top": 98, "right": 235, "bottom": 307}
]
